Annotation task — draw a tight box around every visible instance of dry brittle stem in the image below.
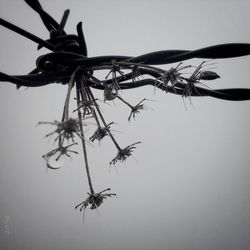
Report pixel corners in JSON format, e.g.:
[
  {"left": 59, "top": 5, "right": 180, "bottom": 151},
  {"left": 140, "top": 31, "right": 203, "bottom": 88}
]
[
  {"left": 116, "top": 95, "right": 133, "bottom": 109},
  {"left": 84, "top": 87, "right": 101, "bottom": 128},
  {"left": 62, "top": 67, "right": 79, "bottom": 121},
  {"left": 87, "top": 87, "right": 122, "bottom": 151},
  {"left": 76, "top": 80, "right": 94, "bottom": 195},
  {"left": 78, "top": 74, "right": 102, "bottom": 129}
]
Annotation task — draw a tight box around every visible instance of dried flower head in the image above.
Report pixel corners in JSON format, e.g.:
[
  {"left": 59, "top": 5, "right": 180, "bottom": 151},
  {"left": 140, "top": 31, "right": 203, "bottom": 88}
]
[
  {"left": 182, "top": 61, "right": 206, "bottom": 98},
  {"left": 75, "top": 188, "right": 116, "bottom": 211},
  {"left": 183, "top": 70, "right": 220, "bottom": 98},
  {"left": 110, "top": 141, "right": 141, "bottom": 165},
  {"left": 38, "top": 117, "right": 85, "bottom": 144},
  {"left": 89, "top": 122, "right": 113, "bottom": 142},
  {"left": 42, "top": 143, "right": 78, "bottom": 161},
  {"left": 131, "top": 65, "right": 142, "bottom": 82},
  {"left": 105, "top": 59, "right": 125, "bottom": 87},
  {"left": 104, "top": 84, "right": 118, "bottom": 101},
  {"left": 155, "top": 62, "right": 191, "bottom": 92},
  {"left": 128, "top": 98, "right": 146, "bottom": 121}
]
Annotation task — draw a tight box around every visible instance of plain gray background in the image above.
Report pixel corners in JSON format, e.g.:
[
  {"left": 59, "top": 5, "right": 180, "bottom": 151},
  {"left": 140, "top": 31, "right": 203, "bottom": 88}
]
[{"left": 0, "top": 0, "right": 250, "bottom": 249}]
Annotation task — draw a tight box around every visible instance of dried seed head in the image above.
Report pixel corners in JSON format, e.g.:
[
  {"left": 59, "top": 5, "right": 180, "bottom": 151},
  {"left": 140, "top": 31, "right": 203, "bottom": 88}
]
[
  {"left": 38, "top": 117, "right": 85, "bottom": 144},
  {"left": 104, "top": 84, "right": 118, "bottom": 101},
  {"left": 90, "top": 127, "right": 108, "bottom": 142},
  {"left": 42, "top": 143, "right": 78, "bottom": 161},
  {"left": 75, "top": 188, "right": 116, "bottom": 211},
  {"left": 58, "top": 118, "right": 80, "bottom": 135},
  {"left": 110, "top": 142, "right": 141, "bottom": 165},
  {"left": 89, "top": 122, "right": 113, "bottom": 142},
  {"left": 128, "top": 98, "right": 146, "bottom": 121}
]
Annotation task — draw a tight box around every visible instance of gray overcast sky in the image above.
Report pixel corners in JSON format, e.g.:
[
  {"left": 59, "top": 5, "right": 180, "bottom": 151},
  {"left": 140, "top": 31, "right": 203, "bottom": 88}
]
[{"left": 1, "top": 0, "right": 250, "bottom": 250}]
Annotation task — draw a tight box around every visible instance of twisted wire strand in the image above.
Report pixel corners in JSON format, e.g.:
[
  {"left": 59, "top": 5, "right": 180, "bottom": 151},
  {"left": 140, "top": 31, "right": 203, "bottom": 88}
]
[{"left": 0, "top": 1, "right": 250, "bottom": 101}]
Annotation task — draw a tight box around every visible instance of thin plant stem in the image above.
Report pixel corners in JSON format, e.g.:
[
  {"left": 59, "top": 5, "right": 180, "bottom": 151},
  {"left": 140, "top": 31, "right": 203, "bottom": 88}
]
[
  {"left": 116, "top": 95, "right": 133, "bottom": 109},
  {"left": 62, "top": 68, "right": 79, "bottom": 121},
  {"left": 87, "top": 88, "right": 122, "bottom": 151},
  {"left": 85, "top": 89, "right": 101, "bottom": 128},
  {"left": 76, "top": 81, "right": 94, "bottom": 195}
]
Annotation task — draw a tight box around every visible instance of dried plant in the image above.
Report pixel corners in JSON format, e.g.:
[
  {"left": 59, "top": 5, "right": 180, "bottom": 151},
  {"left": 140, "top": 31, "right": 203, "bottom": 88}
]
[
  {"left": 0, "top": 0, "right": 250, "bottom": 218},
  {"left": 110, "top": 142, "right": 141, "bottom": 165}
]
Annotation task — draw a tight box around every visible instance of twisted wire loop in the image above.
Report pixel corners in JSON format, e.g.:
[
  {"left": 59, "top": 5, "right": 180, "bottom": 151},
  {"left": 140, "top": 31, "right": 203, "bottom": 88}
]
[
  {"left": 1, "top": 0, "right": 250, "bottom": 217},
  {"left": 0, "top": 1, "right": 250, "bottom": 100}
]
